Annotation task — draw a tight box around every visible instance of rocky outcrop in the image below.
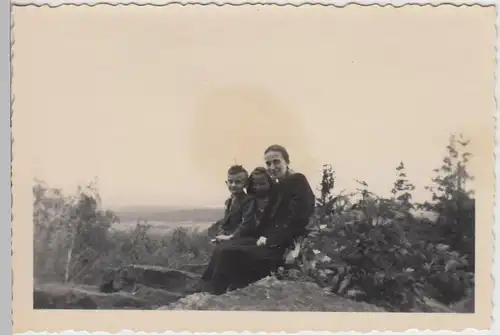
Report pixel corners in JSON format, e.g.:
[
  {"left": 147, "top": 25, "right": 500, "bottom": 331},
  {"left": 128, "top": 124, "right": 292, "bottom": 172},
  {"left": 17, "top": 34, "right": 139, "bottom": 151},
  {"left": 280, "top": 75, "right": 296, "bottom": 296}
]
[
  {"left": 36, "top": 264, "right": 464, "bottom": 312},
  {"left": 101, "top": 264, "right": 200, "bottom": 294},
  {"left": 449, "top": 290, "right": 475, "bottom": 313},
  {"left": 34, "top": 270, "right": 389, "bottom": 312},
  {"left": 34, "top": 265, "right": 202, "bottom": 310},
  {"left": 161, "top": 276, "right": 387, "bottom": 312},
  {"left": 128, "top": 284, "right": 185, "bottom": 308},
  {"left": 180, "top": 262, "right": 210, "bottom": 275},
  {"left": 34, "top": 283, "right": 148, "bottom": 309}
]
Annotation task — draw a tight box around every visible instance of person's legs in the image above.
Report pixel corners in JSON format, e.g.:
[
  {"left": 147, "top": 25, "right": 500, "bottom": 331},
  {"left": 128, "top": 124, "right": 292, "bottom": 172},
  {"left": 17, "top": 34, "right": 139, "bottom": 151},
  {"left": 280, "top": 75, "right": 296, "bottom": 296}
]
[
  {"left": 201, "top": 243, "right": 224, "bottom": 282},
  {"left": 213, "top": 241, "right": 284, "bottom": 293},
  {"left": 199, "top": 237, "right": 257, "bottom": 294},
  {"left": 240, "top": 246, "right": 283, "bottom": 289},
  {"left": 207, "top": 237, "right": 259, "bottom": 294}
]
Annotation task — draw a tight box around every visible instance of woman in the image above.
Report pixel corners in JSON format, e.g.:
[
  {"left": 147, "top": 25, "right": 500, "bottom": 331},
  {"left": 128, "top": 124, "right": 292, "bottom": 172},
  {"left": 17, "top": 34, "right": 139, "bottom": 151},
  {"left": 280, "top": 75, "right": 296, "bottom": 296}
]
[
  {"left": 260, "top": 144, "right": 316, "bottom": 249},
  {"left": 200, "top": 145, "right": 315, "bottom": 295}
]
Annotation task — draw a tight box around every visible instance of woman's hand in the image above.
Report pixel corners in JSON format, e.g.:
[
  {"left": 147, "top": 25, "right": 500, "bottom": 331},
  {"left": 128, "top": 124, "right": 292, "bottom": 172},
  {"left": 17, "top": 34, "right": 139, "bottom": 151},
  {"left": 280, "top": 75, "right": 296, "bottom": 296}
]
[
  {"left": 215, "top": 234, "right": 233, "bottom": 242},
  {"left": 256, "top": 236, "right": 267, "bottom": 246}
]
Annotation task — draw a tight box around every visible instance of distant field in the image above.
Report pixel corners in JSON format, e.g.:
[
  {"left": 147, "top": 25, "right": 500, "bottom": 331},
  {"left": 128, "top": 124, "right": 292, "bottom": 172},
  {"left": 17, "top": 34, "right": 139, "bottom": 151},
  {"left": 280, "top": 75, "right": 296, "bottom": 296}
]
[
  {"left": 109, "top": 206, "right": 438, "bottom": 237},
  {"left": 111, "top": 220, "right": 213, "bottom": 236},
  {"left": 113, "top": 206, "right": 224, "bottom": 223},
  {"left": 110, "top": 205, "right": 222, "bottom": 236}
]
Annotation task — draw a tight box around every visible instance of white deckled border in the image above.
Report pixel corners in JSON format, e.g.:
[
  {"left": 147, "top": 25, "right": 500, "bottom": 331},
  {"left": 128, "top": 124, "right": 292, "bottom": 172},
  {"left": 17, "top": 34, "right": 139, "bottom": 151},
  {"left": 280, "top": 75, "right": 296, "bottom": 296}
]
[
  {"left": 10, "top": 330, "right": 498, "bottom": 334},
  {"left": 8, "top": 0, "right": 500, "bottom": 6},
  {"left": 9, "top": 0, "right": 500, "bottom": 335}
]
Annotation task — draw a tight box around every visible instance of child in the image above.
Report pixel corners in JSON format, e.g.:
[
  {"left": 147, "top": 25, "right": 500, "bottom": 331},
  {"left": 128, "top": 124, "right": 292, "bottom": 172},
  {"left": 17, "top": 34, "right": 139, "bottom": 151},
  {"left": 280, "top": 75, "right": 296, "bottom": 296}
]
[
  {"left": 207, "top": 165, "right": 249, "bottom": 238},
  {"left": 204, "top": 167, "right": 275, "bottom": 294},
  {"left": 217, "top": 167, "right": 274, "bottom": 242}
]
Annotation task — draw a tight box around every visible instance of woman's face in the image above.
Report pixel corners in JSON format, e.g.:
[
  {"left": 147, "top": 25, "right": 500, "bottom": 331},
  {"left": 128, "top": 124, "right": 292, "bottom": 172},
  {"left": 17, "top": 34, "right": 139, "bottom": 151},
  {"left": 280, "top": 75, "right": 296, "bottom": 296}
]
[{"left": 264, "top": 150, "right": 288, "bottom": 179}]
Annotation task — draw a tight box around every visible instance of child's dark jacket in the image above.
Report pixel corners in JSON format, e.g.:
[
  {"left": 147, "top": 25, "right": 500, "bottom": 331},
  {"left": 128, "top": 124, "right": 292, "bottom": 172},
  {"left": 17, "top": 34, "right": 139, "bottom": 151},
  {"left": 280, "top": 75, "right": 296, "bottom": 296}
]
[{"left": 207, "top": 192, "right": 248, "bottom": 237}]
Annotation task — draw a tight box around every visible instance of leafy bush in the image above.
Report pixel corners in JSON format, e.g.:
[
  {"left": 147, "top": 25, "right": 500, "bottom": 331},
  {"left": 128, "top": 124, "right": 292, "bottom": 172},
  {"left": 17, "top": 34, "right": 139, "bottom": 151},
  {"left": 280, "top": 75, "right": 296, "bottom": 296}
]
[
  {"left": 33, "top": 179, "right": 117, "bottom": 283},
  {"left": 278, "top": 134, "right": 475, "bottom": 312},
  {"left": 33, "top": 181, "right": 214, "bottom": 286},
  {"left": 420, "top": 134, "right": 475, "bottom": 272},
  {"left": 34, "top": 132, "right": 475, "bottom": 313}
]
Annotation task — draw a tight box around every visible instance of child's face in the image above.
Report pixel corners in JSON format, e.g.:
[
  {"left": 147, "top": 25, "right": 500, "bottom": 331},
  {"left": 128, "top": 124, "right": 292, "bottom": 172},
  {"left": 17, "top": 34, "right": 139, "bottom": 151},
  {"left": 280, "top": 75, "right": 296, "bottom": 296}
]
[
  {"left": 251, "top": 173, "right": 271, "bottom": 196},
  {"left": 226, "top": 172, "right": 247, "bottom": 195}
]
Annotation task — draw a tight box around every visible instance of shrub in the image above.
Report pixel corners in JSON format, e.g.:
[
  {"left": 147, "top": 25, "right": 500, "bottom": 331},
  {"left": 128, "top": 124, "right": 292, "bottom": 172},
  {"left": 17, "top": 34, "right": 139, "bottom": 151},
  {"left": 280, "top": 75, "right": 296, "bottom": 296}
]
[
  {"left": 33, "top": 179, "right": 117, "bottom": 283},
  {"left": 420, "top": 134, "right": 475, "bottom": 273},
  {"left": 33, "top": 181, "right": 213, "bottom": 286},
  {"left": 34, "top": 132, "right": 475, "bottom": 313},
  {"left": 279, "top": 136, "right": 475, "bottom": 311}
]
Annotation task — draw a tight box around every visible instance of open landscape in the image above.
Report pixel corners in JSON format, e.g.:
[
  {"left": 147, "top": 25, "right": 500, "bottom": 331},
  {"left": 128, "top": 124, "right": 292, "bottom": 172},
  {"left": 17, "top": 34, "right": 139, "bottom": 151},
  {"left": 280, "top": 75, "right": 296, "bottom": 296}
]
[
  {"left": 113, "top": 206, "right": 224, "bottom": 224},
  {"left": 109, "top": 207, "right": 221, "bottom": 236},
  {"left": 111, "top": 220, "right": 213, "bottom": 235},
  {"left": 33, "top": 134, "right": 475, "bottom": 313}
]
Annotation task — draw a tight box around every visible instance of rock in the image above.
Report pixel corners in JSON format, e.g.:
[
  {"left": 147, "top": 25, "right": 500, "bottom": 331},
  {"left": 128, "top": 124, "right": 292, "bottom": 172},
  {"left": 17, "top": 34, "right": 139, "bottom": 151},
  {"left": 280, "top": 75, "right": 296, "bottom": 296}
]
[
  {"left": 411, "top": 296, "right": 457, "bottom": 313},
  {"left": 180, "top": 263, "right": 209, "bottom": 275},
  {"left": 34, "top": 283, "right": 149, "bottom": 309},
  {"left": 161, "top": 276, "right": 386, "bottom": 312},
  {"left": 159, "top": 292, "right": 213, "bottom": 310},
  {"left": 450, "top": 292, "right": 474, "bottom": 313},
  {"left": 99, "top": 267, "right": 123, "bottom": 293},
  {"left": 110, "top": 264, "right": 200, "bottom": 294},
  {"left": 131, "top": 284, "right": 185, "bottom": 308},
  {"left": 34, "top": 286, "right": 98, "bottom": 309}
]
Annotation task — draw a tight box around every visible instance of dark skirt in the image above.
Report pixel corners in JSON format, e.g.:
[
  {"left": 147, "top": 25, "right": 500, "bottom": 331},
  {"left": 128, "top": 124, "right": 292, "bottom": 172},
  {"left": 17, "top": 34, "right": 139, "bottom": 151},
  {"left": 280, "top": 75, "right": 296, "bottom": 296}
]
[{"left": 201, "top": 237, "right": 285, "bottom": 294}]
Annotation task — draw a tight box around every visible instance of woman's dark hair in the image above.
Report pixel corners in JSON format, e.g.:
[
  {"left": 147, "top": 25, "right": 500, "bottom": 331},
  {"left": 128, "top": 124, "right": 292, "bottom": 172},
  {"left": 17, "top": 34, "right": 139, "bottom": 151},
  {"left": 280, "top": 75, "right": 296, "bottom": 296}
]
[
  {"left": 264, "top": 144, "right": 290, "bottom": 164},
  {"left": 246, "top": 166, "right": 273, "bottom": 195}
]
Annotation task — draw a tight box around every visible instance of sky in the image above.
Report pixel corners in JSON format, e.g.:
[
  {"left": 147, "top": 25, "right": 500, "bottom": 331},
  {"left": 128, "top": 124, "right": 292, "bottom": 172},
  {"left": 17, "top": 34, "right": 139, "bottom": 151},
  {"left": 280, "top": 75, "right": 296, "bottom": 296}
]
[{"left": 12, "top": 5, "right": 495, "bottom": 208}]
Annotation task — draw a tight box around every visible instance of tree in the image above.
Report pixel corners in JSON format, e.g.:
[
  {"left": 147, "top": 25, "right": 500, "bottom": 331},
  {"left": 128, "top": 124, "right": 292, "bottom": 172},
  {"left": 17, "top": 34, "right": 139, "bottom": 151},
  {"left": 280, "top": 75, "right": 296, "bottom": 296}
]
[
  {"left": 422, "top": 134, "right": 475, "bottom": 272},
  {"left": 424, "top": 134, "right": 474, "bottom": 202},
  {"left": 315, "top": 164, "right": 349, "bottom": 218},
  {"left": 33, "top": 179, "right": 119, "bottom": 283},
  {"left": 63, "top": 184, "right": 114, "bottom": 283},
  {"left": 391, "top": 161, "right": 416, "bottom": 212}
]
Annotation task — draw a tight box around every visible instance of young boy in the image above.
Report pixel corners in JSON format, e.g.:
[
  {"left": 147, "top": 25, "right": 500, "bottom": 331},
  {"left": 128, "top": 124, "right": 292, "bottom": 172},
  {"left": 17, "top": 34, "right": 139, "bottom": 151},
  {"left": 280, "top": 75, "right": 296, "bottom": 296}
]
[{"left": 207, "top": 165, "right": 249, "bottom": 238}]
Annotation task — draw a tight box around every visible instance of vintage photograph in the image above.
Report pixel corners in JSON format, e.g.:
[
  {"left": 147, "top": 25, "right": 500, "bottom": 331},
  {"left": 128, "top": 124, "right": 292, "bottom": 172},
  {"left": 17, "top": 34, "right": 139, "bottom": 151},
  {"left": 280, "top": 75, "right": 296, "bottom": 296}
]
[{"left": 12, "top": 2, "right": 495, "bottom": 333}]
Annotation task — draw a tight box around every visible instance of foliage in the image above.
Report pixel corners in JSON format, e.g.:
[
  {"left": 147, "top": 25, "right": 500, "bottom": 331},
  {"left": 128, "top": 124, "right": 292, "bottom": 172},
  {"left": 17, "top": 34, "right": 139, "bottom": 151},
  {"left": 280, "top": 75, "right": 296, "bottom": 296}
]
[
  {"left": 391, "top": 161, "right": 416, "bottom": 212},
  {"left": 33, "top": 179, "right": 118, "bottom": 283},
  {"left": 315, "top": 164, "right": 351, "bottom": 220},
  {"left": 278, "top": 134, "right": 475, "bottom": 311},
  {"left": 34, "top": 182, "right": 214, "bottom": 286},
  {"left": 420, "top": 134, "right": 475, "bottom": 272},
  {"left": 34, "top": 132, "right": 475, "bottom": 313}
]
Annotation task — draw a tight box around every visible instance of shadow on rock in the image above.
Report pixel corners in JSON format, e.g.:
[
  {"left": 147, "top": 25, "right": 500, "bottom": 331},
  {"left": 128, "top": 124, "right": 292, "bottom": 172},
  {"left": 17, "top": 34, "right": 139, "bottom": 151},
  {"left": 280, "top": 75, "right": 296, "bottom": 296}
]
[
  {"left": 103, "top": 264, "right": 200, "bottom": 294},
  {"left": 34, "top": 265, "right": 202, "bottom": 310},
  {"left": 34, "top": 283, "right": 148, "bottom": 309}
]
